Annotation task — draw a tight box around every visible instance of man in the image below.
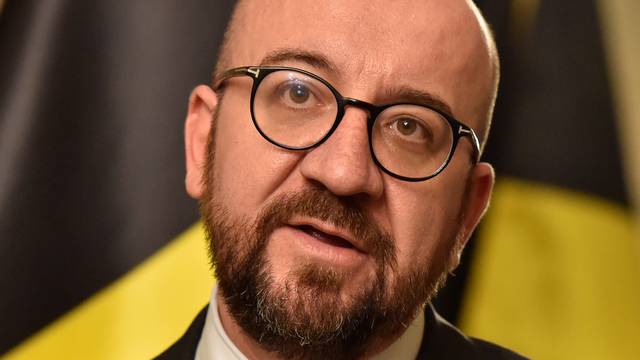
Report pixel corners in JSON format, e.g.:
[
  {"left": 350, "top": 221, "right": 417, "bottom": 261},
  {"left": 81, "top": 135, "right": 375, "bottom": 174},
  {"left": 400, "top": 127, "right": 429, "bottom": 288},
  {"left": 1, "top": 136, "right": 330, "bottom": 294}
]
[{"left": 158, "top": 0, "right": 526, "bottom": 359}]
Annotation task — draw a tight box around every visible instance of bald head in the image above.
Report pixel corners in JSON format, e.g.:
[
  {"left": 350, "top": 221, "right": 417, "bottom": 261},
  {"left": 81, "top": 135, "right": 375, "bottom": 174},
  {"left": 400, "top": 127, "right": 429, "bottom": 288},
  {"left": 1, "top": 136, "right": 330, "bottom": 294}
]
[{"left": 215, "top": 0, "right": 499, "bottom": 151}]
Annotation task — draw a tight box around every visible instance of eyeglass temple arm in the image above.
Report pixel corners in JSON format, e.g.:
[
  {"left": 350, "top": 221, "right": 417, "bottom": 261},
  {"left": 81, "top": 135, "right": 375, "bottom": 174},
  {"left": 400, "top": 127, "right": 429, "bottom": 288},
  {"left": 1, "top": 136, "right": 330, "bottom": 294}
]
[
  {"left": 459, "top": 126, "right": 481, "bottom": 162},
  {"left": 212, "top": 67, "right": 256, "bottom": 90}
]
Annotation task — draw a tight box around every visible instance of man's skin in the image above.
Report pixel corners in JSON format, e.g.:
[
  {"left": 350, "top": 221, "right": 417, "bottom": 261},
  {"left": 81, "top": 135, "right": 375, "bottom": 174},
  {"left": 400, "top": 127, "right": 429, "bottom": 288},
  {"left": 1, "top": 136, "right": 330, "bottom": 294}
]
[{"left": 184, "top": 0, "right": 498, "bottom": 358}]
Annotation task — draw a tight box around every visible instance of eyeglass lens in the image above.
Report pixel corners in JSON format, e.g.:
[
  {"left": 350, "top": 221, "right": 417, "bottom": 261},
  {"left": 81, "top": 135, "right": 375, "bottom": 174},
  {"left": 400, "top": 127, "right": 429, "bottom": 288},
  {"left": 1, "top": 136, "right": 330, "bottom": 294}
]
[{"left": 252, "top": 69, "right": 454, "bottom": 179}]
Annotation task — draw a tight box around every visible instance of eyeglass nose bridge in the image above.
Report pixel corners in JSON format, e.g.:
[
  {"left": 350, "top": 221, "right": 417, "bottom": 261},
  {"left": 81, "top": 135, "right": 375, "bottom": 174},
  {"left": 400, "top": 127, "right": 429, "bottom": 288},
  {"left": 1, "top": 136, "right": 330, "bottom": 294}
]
[
  {"left": 338, "top": 97, "right": 381, "bottom": 127},
  {"left": 310, "top": 96, "right": 380, "bottom": 157}
]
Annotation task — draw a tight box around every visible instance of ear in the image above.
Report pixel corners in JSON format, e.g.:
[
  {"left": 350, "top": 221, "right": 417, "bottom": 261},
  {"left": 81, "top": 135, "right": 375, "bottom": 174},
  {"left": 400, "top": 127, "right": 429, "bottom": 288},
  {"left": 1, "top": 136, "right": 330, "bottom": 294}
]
[
  {"left": 185, "top": 85, "right": 218, "bottom": 199},
  {"left": 459, "top": 162, "right": 495, "bottom": 246}
]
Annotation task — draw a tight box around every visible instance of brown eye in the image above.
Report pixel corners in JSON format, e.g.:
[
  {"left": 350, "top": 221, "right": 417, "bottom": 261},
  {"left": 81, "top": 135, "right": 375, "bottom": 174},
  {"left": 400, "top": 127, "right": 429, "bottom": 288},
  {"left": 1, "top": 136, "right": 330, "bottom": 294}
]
[
  {"left": 396, "top": 119, "right": 417, "bottom": 135},
  {"left": 288, "top": 83, "right": 310, "bottom": 104},
  {"left": 386, "top": 117, "right": 431, "bottom": 142}
]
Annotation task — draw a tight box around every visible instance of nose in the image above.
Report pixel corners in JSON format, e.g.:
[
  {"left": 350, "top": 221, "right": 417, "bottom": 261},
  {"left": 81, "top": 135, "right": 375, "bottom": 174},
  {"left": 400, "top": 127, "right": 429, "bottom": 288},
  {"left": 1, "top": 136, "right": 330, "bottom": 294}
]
[{"left": 299, "top": 107, "right": 384, "bottom": 199}]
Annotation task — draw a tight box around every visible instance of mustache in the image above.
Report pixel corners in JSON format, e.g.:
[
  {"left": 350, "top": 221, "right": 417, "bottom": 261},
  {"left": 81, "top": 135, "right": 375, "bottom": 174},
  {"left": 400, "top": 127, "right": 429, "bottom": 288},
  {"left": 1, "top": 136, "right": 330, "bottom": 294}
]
[{"left": 254, "top": 186, "right": 397, "bottom": 268}]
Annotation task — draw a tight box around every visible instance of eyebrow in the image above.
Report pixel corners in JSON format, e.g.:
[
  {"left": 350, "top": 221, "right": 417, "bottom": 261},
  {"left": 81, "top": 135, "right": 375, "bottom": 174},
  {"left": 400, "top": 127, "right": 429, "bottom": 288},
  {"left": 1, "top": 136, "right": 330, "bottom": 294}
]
[
  {"left": 259, "top": 48, "right": 340, "bottom": 76},
  {"left": 383, "top": 86, "right": 454, "bottom": 117},
  {"left": 257, "top": 48, "right": 453, "bottom": 117}
]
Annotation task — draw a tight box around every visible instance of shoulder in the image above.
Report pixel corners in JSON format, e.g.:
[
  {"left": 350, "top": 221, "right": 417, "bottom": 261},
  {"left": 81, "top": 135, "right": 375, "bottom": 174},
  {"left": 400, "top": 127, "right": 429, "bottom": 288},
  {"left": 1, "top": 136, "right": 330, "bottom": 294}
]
[
  {"left": 153, "top": 306, "right": 208, "bottom": 360},
  {"left": 153, "top": 304, "right": 528, "bottom": 359},
  {"left": 417, "top": 304, "right": 529, "bottom": 360}
]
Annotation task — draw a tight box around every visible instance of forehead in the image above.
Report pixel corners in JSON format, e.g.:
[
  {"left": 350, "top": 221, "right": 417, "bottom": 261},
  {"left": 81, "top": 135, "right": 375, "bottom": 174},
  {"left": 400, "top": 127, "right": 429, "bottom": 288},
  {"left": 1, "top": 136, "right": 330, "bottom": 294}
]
[{"left": 227, "top": 0, "right": 492, "bottom": 127}]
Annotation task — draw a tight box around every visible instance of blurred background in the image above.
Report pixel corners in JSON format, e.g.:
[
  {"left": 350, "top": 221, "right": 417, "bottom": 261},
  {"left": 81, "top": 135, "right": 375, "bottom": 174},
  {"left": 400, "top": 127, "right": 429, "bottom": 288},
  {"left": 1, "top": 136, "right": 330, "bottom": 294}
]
[{"left": 0, "top": 0, "right": 638, "bottom": 359}]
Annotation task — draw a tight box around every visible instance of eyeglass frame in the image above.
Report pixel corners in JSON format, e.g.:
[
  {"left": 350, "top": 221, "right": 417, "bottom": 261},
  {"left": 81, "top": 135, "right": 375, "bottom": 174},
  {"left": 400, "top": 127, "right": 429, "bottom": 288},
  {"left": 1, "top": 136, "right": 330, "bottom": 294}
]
[{"left": 212, "top": 65, "right": 481, "bottom": 182}]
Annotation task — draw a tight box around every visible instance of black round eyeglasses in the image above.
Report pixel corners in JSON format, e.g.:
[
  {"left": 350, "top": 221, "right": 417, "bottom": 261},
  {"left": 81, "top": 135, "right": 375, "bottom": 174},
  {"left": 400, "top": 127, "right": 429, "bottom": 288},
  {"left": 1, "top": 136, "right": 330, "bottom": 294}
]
[{"left": 213, "top": 66, "right": 480, "bottom": 182}]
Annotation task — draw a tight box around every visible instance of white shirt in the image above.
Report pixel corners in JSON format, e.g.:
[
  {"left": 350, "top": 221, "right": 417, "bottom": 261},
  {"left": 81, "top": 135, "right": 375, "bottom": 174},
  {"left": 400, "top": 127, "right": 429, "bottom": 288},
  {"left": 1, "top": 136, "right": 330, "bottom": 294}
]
[{"left": 195, "top": 286, "right": 425, "bottom": 360}]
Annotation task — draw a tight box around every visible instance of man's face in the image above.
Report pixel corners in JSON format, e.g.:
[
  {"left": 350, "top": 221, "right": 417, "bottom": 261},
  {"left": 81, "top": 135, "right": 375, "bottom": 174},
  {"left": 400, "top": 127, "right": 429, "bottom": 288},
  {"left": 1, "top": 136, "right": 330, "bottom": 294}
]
[{"left": 186, "top": 0, "right": 495, "bottom": 357}]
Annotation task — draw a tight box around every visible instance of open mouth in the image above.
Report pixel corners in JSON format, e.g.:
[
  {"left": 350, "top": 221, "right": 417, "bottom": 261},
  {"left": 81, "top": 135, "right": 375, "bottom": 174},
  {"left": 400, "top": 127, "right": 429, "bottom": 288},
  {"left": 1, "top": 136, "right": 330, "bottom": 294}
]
[{"left": 297, "top": 225, "right": 355, "bottom": 249}]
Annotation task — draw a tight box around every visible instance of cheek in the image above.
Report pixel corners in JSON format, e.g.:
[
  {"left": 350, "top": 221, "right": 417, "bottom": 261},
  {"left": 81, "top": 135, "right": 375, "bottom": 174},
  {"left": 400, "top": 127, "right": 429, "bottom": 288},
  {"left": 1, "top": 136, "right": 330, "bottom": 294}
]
[
  {"left": 383, "top": 177, "right": 465, "bottom": 271},
  {"left": 386, "top": 191, "right": 440, "bottom": 270},
  {"left": 212, "top": 99, "right": 302, "bottom": 215}
]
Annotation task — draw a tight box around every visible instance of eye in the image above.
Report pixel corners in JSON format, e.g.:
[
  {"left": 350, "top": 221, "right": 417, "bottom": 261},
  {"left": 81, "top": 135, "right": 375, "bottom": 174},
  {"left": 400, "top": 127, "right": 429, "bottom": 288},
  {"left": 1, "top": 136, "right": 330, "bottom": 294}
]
[
  {"left": 390, "top": 117, "right": 430, "bottom": 141},
  {"left": 396, "top": 118, "right": 418, "bottom": 136},
  {"left": 277, "top": 80, "right": 318, "bottom": 108},
  {"left": 287, "top": 82, "right": 310, "bottom": 104}
]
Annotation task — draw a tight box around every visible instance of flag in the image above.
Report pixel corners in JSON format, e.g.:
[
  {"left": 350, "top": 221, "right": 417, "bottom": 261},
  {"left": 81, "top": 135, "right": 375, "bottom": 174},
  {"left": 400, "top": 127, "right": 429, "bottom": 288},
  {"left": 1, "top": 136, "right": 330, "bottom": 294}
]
[
  {"left": 458, "top": 1, "right": 640, "bottom": 359},
  {"left": 0, "top": 1, "right": 233, "bottom": 358},
  {"left": 2, "top": 1, "right": 639, "bottom": 359}
]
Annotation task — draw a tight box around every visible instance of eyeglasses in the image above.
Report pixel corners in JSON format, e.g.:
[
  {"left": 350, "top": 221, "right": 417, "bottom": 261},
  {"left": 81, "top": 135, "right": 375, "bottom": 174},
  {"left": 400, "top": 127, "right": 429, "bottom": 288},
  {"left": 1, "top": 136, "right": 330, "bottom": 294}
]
[{"left": 213, "top": 66, "right": 480, "bottom": 182}]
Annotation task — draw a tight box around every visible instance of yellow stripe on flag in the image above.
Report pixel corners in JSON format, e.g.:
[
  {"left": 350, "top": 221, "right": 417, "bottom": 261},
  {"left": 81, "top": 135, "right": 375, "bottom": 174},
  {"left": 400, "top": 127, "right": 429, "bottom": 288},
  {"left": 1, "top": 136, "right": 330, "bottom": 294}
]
[
  {"left": 4, "top": 222, "right": 214, "bottom": 360},
  {"left": 460, "top": 178, "right": 640, "bottom": 359}
]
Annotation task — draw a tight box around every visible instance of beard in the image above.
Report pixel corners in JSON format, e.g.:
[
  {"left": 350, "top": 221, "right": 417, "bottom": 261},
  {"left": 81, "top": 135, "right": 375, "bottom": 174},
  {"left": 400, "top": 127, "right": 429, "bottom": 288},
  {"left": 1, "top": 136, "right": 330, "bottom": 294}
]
[{"left": 199, "top": 120, "right": 467, "bottom": 359}]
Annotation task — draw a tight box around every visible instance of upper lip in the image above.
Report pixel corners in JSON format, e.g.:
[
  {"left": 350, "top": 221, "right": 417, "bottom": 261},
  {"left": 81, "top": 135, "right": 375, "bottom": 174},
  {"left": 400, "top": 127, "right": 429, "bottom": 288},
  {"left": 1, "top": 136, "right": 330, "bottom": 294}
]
[{"left": 288, "top": 217, "right": 367, "bottom": 254}]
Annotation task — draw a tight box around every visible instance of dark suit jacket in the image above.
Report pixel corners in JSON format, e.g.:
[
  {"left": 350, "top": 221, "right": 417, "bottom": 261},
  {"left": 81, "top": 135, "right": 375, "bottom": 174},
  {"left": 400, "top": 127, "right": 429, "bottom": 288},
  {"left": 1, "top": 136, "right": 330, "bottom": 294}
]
[{"left": 155, "top": 305, "right": 527, "bottom": 359}]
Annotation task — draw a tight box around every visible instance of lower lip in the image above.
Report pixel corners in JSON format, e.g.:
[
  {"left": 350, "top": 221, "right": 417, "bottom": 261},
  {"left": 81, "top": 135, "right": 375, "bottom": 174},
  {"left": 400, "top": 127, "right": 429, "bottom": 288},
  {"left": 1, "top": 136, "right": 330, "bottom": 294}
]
[{"left": 272, "top": 225, "right": 367, "bottom": 267}]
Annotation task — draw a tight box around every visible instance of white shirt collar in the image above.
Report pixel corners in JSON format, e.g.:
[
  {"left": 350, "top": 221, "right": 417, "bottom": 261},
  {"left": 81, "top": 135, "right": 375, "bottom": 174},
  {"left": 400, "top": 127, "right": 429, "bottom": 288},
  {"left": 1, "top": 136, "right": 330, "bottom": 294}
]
[
  {"left": 195, "top": 286, "right": 248, "bottom": 360},
  {"left": 195, "top": 285, "right": 425, "bottom": 360}
]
